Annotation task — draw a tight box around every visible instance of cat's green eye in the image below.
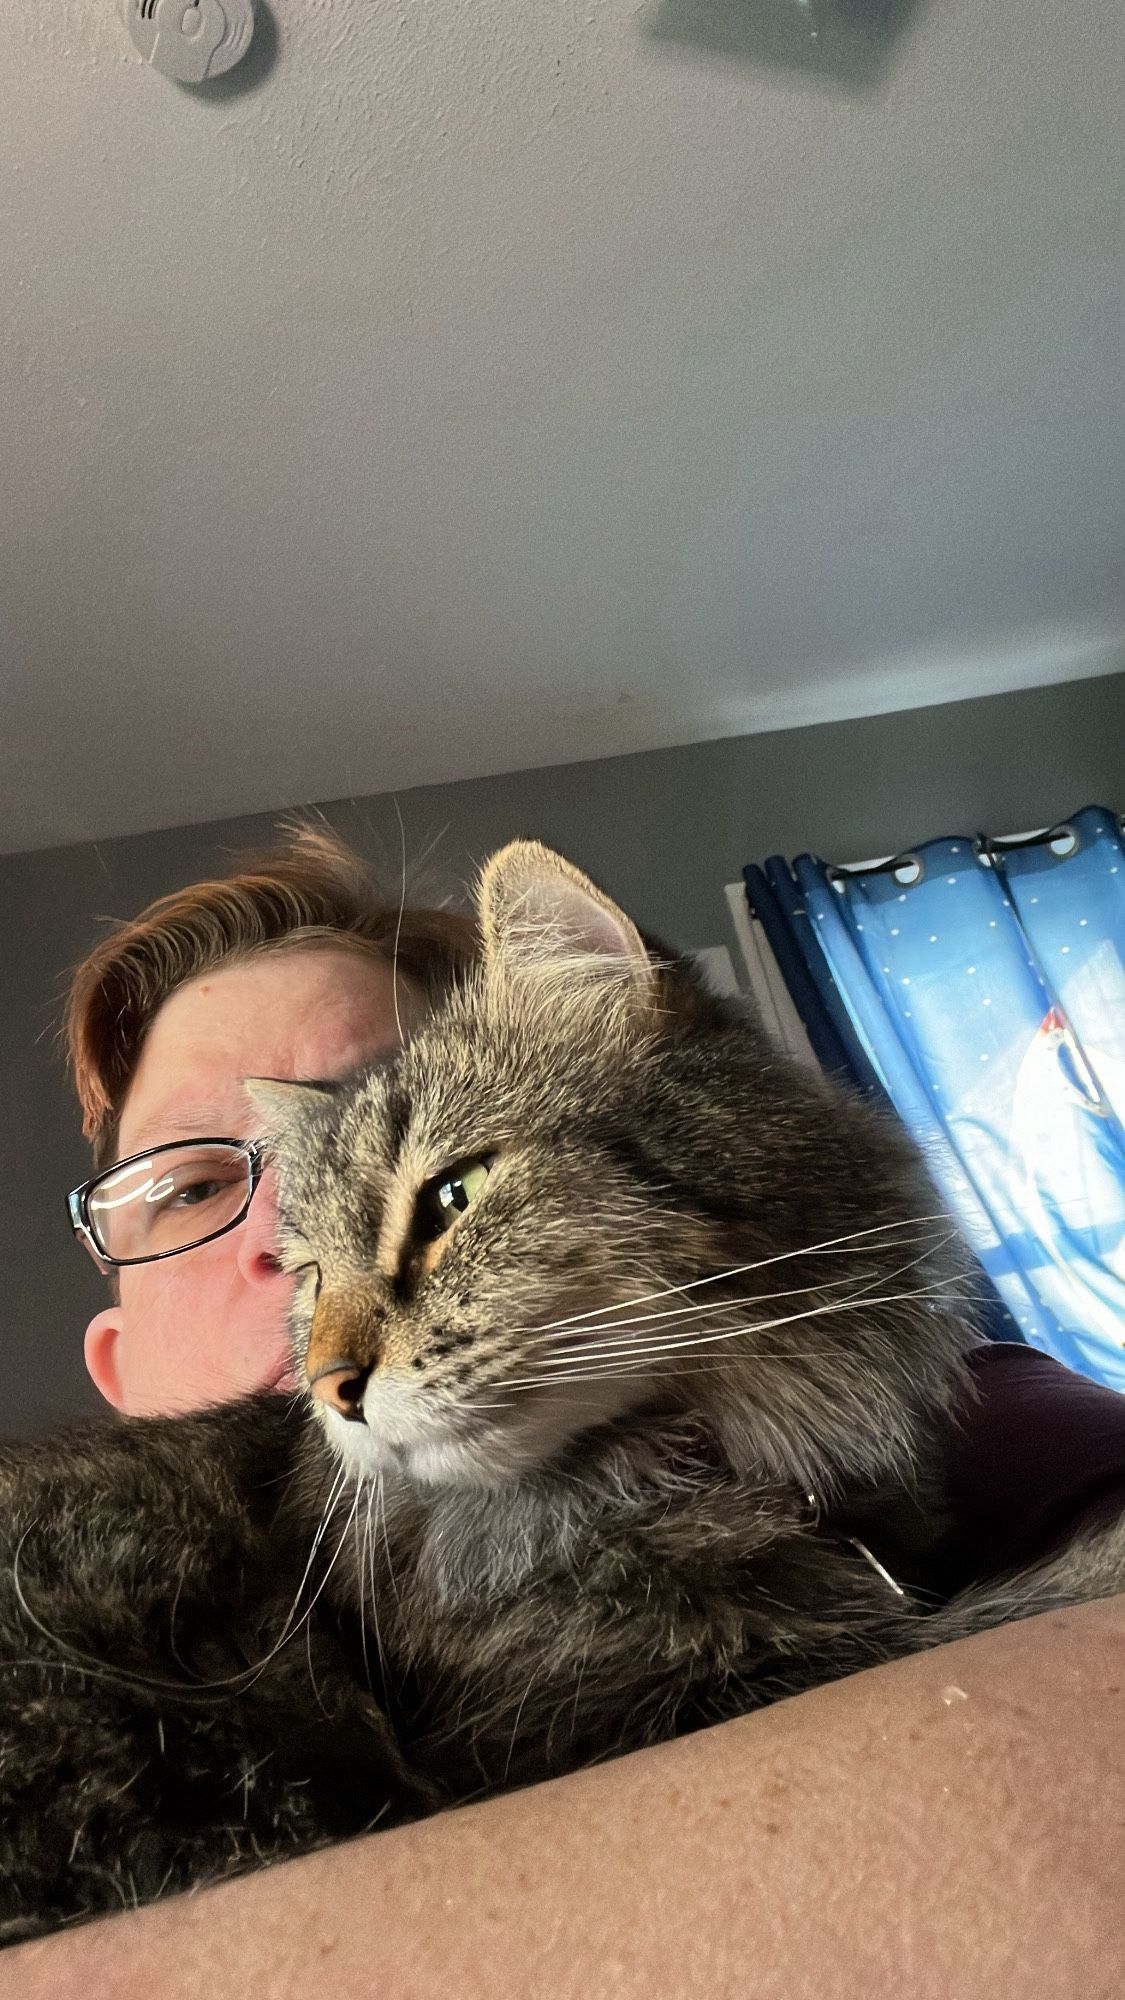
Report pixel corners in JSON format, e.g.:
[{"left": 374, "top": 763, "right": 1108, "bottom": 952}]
[{"left": 419, "top": 1158, "right": 491, "bottom": 1239}]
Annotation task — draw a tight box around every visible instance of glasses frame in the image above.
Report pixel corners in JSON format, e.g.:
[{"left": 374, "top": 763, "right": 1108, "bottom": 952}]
[{"left": 67, "top": 1137, "right": 268, "bottom": 1270}]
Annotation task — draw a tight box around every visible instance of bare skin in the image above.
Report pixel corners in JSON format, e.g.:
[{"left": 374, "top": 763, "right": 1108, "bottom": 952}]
[
  {"left": 82, "top": 948, "right": 413, "bottom": 1415},
  {"left": 6, "top": 1597, "right": 1123, "bottom": 2000}
]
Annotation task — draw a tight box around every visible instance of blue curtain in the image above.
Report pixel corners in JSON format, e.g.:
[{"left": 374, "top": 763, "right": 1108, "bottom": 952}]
[{"left": 745, "top": 805, "right": 1125, "bottom": 1390}]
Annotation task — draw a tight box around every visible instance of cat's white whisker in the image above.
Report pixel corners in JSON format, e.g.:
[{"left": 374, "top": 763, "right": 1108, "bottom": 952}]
[
  {"left": 502, "top": 1661, "right": 544, "bottom": 1786},
  {"left": 304, "top": 1602, "right": 331, "bottom": 1718},
  {"left": 264, "top": 1461, "right": 349, "bottom": 1657},
  {"left": 532, "top": 1296, "right": 989, "bottom": 1378},
  {"left": 376, "top": 1468, "right": 403, "bottom": 1615},
  {"left": 508, "top": 1279, "right": 974, "bottom": 1381},
  {"left": 7, "top": 1458, "right": 358, "bottom": 1706},
  {"left": 232, "top": 1478, "right": 363, "bottom": 1696},
  {"left": 530, "top": 1303, "right": 751, "bottom": 1363},
  {"left": 530, "top": 1241, "right": 963, "bottom": 1367},
  {"left": 502, "top": 1308, "right": 983, "bottom": 1395},
  {"left": 506, "top": 1212, "right": 953, "bottom": 1338},
  {"left": 355, "top": 1479, "right": 377, "bottom": 1700},
  {"left": 525, "top": 1239, "right": 951, "bottom": 1355},
  {"left": 531, "top": 1268, "right": 868, "bottom": 1343},
  {"left": 836, "top": 1230, "right": 964, "bottom": 1308}
]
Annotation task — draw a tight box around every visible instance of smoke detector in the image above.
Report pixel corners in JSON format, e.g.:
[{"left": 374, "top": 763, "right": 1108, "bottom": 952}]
[{"left": 124, "top": 0, "right": 255, "bottom": 83}]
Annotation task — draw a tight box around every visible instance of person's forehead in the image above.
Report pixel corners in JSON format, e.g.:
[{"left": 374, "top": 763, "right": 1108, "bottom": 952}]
[{"left": 118, "top": 947, "right": 404, "bottom": 1154}]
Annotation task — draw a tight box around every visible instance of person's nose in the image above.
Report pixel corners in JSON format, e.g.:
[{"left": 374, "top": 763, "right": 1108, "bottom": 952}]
[{"left": 235, "top": 1166, "right": 289, "bottom": 1287}]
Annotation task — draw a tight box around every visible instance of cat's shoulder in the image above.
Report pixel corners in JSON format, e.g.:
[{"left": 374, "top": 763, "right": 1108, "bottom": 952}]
[{"left": 0, "top": 1392, "right": 306, "bottom": 1531}]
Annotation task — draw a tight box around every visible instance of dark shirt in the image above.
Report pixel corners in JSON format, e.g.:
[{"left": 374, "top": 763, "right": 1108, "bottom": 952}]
[
  {"left": 934, "top": 1340, "right": 1125, "bottom": 1591},
  {"left": 833, "top": 1341, "right": 1125, "bottom": 1601}
]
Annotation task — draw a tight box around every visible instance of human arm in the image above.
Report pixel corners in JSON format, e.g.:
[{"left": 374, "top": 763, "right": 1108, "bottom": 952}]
[{"left": 6, "top": 1594, "right": 1123, "bottom": 2000}]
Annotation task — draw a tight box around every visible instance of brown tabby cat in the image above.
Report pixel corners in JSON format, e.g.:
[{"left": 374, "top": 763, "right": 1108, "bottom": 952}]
[{"left": 1, "top": 841, "right": 1121, "bottom": 1942}]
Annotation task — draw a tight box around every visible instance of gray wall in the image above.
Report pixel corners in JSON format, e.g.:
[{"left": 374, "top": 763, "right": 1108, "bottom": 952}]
[{"left": 3, "top": 672, "right": 1122, "bottom": 1439}]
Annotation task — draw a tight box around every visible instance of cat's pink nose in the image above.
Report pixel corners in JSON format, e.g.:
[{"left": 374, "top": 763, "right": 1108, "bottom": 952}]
[{"left": 308, "top": 1360, "right": 371, "bottom": 1422}]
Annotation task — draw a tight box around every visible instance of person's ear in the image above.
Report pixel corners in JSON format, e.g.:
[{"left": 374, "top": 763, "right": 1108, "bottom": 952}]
[{"left": 84, "top": 1307, "right": 126, "bottom": 1409}]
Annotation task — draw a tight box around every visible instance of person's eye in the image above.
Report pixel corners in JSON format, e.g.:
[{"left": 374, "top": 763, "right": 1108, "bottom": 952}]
[
  {"left": 416, "top": 1158, "right": 492, "bottom": 1240},
  {"left": 171, "top": 1177, "right": 226, "bottom": 1208},
  {"left": 145, "top": 1168, "right": 239, "bottom": 1212}
]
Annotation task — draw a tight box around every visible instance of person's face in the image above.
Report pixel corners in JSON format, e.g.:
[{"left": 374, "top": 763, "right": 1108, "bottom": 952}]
[{"left": 83, "top": 946, "right": 414, "bottom": 1417}]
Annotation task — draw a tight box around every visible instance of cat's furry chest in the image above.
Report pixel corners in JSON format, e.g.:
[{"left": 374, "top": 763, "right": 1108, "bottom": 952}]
[{"left": 328, "top": 1426, "right": 928, "bottom": 1795}]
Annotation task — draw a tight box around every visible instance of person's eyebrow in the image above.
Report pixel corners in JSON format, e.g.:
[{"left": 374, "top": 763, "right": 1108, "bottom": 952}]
[
  {"left": 118, "top": 1050, "right": 399, "bottom": 1161},
  {"left": 120, "top": 1110, "right": 243, "bottom": 1155},
  {"left": 118, "top": 1064, "right": 381, "bottom": 1157}
]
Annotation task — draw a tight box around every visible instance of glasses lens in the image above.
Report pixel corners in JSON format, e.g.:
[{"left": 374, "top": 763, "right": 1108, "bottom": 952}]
[{"left": 87, "top": 1143, "right": 253, "bottom": 1263}]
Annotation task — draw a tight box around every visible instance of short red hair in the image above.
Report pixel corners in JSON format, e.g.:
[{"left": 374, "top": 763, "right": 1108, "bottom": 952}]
[{"left": 65, "top": 819, "right": 477, "bottom": 1170}]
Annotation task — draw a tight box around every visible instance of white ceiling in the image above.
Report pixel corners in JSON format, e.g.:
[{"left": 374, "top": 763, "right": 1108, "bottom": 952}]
[{"left": 2, "top": 1, "right": 1123, "bottom": 856}]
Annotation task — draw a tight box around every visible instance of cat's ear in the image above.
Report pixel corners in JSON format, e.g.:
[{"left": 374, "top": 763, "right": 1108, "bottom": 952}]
[
  {"left": 477, "top": 841, "right": 653, "bottom": 988},
  {"left": 243, "top": 1076, "right": 337, "bottom": 1148}
]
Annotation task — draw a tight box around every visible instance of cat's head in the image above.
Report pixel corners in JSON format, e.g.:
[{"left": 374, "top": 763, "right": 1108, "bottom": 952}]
[{"left": 249, "top": 842, "right": 971, "bottom": 1495}]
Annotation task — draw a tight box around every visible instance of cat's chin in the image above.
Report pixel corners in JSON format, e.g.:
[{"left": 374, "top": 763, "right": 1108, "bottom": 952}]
[
  {"left": 316, "top": 1374, "right": 651, "bottom": 1492},
  {"left": 322, "top": 1413, "right": 514, "bottom": 1490}
]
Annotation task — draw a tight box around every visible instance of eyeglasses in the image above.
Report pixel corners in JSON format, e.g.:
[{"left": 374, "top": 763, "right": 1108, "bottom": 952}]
[{"left": 67, "top": 1138, "right": 267, "bottom": 1269}]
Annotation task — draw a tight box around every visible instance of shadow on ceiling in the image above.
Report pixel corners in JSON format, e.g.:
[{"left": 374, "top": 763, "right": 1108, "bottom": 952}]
[{"left": 639, "top": 0, "right": 923, "bottom": 91}]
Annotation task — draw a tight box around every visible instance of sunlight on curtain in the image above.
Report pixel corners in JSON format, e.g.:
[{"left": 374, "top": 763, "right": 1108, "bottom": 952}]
[{"left": 747, "top": 806, "right": 1125, "bottom": 1390}]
